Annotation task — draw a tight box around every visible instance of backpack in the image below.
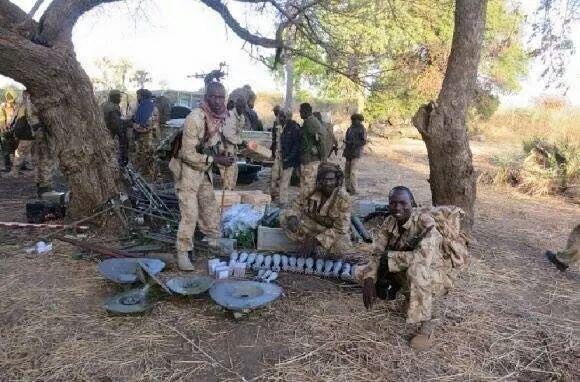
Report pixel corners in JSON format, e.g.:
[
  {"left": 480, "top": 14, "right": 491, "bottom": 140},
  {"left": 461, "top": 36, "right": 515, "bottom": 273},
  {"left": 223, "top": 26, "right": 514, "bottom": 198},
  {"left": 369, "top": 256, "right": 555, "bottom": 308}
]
[{"left": 420, "top": 206, "right": 469, "bottom": 269}]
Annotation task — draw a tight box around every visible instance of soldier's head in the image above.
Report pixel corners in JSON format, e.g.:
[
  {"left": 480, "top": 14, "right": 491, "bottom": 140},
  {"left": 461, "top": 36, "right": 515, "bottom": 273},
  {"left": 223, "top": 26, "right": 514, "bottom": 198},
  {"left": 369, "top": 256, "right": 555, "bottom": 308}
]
[
  {"left": 351, "top": 113, "right": 364, "bottom": 126},
  {"left": 205, "top": 82, "right": 226, "bottom": 114},
  {"left": 244, "top": 85, "right": 256, "bottom": 109},
  {"left": 108, "top": 89, "right": 121, "bottom": 104},
  {"left": 226, "top": 99, "right": 235, "bottom": 111},
  {"left": 278, "top": 108, "right": 291, "bottom": 125},
  {"left": 388, "top": 186, "right": 417, "bottom": 225},
  {"left": 272, "top": 105, "right": 281, "bottom": 118},
  {"left": 136, "top": 88, "right": 152, "bottom": 103},
  {"left": 234, "top": 97, "right": 246, "bottom": 115},
  {"left": 316, "top": 163, "right": 344, "bottom": 197},
  {"left": 299, "top": 103, "right": 313, "bottom": 120}
]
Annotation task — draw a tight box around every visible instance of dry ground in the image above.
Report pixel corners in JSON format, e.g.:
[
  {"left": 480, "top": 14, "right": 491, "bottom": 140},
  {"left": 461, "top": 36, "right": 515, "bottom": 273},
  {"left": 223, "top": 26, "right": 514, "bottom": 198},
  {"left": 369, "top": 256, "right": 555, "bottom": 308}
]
[{"left": 0, "top": 137, "right": 578, "bottom": 382}]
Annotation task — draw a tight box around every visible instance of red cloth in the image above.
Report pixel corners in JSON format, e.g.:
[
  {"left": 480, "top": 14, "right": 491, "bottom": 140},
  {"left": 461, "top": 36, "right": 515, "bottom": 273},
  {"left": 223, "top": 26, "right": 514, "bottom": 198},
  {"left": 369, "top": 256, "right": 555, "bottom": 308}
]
[{"left": 200, "top": 100, "right": 227, "bottom": 137}]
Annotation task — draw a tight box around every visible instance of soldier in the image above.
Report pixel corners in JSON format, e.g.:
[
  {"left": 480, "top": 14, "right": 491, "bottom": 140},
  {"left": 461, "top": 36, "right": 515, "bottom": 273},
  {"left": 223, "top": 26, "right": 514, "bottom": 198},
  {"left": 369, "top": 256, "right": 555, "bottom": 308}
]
[
  {"left": 546, "top": 225, "right": 580, "bottom": 271},
  {"left": 244, "top": 85, "right": 263, "bottom": 131},
  {"left": 0, "top": 89, "right": 18, "bottom": 172},
  {"left": 299, "top": 102, "right": 324, "bottom": 198},
  {"left": 270, "top": 108, "right": 300, "bottom": 206},
  {"left": 131, "top": 89, "right": 159, "bottom": 181},
  {"left": 354, "top": 186, "right": 466, "bottom": 350},
  {"left": 313, "top": 111, "right": 338, "bottom": 162},
  {"left": 102, "top": 89, "right": 128, "bottom": 167},
  {"left": 343, "top": 113, "right": 367, "bottom": 195},
  {"left": 25, "top": 91, "right": 55, "bottom": 195},
  {"left": 280, "top": 163, "right": 352, "bottom": 257},
  {"left": 219, "top": 96, "right": 246, "bottom": 190},
  {"left": 168, "top": 82, "right": 235, "bottom": 271},
  {"left": 8, "top": 91, "right": 34, "bottom": 177}
]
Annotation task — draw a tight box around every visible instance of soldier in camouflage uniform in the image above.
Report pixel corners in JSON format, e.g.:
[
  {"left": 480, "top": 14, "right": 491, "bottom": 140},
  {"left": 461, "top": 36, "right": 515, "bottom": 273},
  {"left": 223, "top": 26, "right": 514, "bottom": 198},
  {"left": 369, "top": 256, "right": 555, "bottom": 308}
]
[
  {"left": 169, "top": 82, "right": 235, "bottom": 271},
  {"left": 219, "top": 95, "right": 245, "bottom": 190},
  {"left": 0, "top": 89, "right": 17, "bottom": 172},
  {"left": 354, "top": 186, "right": 467, "bottom": 350},
  {"left": 270, "top": 108, "right": 301, "bottom": 206},
  {"left": 299, "top": 103, "right": 324, "bottom": 199},
  {"left": 9, "top": 91, "right": 33, "bottom": 177},
  {"left": 131, "top": 89, "right": 159, "bottom": 181},
  {"left": 280, "top": 163, "right": 352, "bottom": 257}
]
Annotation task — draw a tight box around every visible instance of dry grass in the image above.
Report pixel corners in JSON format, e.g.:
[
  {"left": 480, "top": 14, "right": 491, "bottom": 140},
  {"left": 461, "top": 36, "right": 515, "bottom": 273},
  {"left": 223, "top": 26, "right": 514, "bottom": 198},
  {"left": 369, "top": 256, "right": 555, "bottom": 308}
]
[{"left": 1, "top": 139, "right": 579, "bottom": 381}]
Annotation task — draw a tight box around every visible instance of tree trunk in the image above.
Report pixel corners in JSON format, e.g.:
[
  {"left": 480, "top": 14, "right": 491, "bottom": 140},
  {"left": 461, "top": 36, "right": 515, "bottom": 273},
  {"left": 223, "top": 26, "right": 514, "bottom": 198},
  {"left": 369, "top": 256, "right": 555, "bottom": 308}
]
[
  {"left": 0, "top": 35, "right": 120, "bottom": 216},
  {"left": 284, "top": 56, "right": 295, "bottom": 111},
  {"left": 412, "top": 0, "right": 487, "bottom": 230}
]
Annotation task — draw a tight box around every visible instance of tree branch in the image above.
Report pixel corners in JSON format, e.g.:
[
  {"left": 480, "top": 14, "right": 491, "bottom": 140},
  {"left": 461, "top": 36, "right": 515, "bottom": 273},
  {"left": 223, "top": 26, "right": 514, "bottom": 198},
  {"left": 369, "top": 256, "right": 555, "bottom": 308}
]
[
  {"left": 28, "top": 0, "right": 45, "bottom": 17},
  {"left": 200, "top": 0, "right": 281, "bottom": 48},
  {"left": 0, "top": 0, "right": 38, "bottom": 38},
  {"left": 38, "top": 0, "right": 122, "bottom": 44}
]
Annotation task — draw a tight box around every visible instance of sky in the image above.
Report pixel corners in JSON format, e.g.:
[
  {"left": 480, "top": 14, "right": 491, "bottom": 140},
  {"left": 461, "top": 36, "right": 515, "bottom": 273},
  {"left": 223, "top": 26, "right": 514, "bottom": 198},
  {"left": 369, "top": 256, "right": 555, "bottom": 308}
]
[{"left": 1, "top": 0, "right": 579, "bottom": 106}]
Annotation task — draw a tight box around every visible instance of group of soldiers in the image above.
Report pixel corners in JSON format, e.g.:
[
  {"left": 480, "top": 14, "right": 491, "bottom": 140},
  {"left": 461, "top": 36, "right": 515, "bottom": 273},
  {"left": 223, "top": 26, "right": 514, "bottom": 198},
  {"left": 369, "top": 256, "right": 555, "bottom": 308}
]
[
  {"left": 0, "top": 89, "right": 54, "bottom": 195},
  {"left": 159, "top": 80, "right": 463, "bottom": 350},
  {"left": 3, "top": 80, "right": 576, "bottom": 352}
]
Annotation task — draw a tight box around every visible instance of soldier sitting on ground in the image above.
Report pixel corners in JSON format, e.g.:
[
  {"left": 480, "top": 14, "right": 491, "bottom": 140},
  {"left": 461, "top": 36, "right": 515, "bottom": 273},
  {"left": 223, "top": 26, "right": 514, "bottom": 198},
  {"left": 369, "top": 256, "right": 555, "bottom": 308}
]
[
  {"left": 280, "top": 163, "right": 352, "bottom": 257},
  {"left": 354, "top": 186, "right": 468, "bottom": 351}
]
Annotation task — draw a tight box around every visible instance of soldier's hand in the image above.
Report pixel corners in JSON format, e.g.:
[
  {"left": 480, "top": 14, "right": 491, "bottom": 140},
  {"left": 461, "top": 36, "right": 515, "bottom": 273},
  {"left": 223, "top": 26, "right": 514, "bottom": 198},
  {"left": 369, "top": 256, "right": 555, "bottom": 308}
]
[
  {"left": 214, "top": 154, "right": 235, "bottom": 167},
  {"left": 287, "top": 216, "right": 299, "bottom": 233},
  {"left": 299, "top": 237, "right": 318, "bottom": 257},
  {"left": 362, "top": 277, "right": 376, "bottom": 310}
]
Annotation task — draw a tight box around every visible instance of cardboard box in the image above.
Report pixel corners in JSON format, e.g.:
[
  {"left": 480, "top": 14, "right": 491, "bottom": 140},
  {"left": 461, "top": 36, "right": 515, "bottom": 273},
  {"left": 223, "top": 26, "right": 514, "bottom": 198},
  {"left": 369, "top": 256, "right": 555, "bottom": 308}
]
[{"left": 257, "top": 226, "right": 300, "bottom": 252}]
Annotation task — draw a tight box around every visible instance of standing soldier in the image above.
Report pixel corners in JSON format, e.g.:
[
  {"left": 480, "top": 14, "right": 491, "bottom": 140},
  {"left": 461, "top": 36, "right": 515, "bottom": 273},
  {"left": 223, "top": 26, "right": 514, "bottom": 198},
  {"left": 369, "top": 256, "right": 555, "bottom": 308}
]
[
  {"left": 8, "top": 91, "right": 34, "bottom": 177},
  {"left": 270, "top": 108, "right": 301, "bottom": 206},
  {"left": 219, "top": 96, "right": 245, "bottom": 190},
  {"left": 343, "top": 113, "right": 367, "bottom": 195},
  {"left": 298, "top": 102, "right": 324, "bottom": 198},
  {"left": 168, "top": 82, "right": 235, "bottom": 271},
  {"left": 0, "top": 90, "right": 18, "bottom": 172},
  {"left": 313, "top": 111, "right": 338, "bottom": 162},
  {"left": 131, "top": 89, "right": 159, "bottom": 181},
  {"left": 102, "top": 89, "right": 127, "bottom": 167},
  {"left": 26, "top": 91, "right": 55, "bottom": 195}
]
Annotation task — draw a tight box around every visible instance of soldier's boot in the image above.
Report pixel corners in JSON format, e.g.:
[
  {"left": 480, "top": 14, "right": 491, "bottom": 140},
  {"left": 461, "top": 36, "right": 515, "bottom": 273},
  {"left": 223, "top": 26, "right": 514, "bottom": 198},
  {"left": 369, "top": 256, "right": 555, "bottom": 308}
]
[
  {"left": 545, "top": 250, "right": 569, "bottom": 272},
  {"left": 410, "top": 318, "right": 439, "bottom": 352},
  {"left": 1, "top": 155, "right": 11, "bottom": 172},
  {"left": 176, "top": 251, "right": 195, "bottom": 271}
]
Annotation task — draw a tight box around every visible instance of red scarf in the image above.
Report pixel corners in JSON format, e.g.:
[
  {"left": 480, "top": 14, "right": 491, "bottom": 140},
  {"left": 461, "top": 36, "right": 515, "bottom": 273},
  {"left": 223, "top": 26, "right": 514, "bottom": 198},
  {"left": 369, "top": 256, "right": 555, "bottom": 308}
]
[{"left": 200, "top": 100, "right": 227, "bottom": 137}]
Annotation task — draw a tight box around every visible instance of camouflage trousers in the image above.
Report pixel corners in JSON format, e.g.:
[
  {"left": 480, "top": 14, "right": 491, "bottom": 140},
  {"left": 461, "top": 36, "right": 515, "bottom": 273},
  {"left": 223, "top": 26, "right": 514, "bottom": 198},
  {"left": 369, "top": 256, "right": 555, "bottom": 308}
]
[
  {"left": 270, "top": 158, "right": 293, "bottom": 205},
  {"left": 32, "top": 135, "right": 55, "bottom": 188},
  {"left": 133, "top": 132, "right": 156, "bottom": 182},
  {"left": 354, "top": 247, "right": 453, "bottom": 324},
  {"left": 300, "top": 161, "right": 319, "bottom": 199},
  {"left": 344, "top": 157, "right": 360, "bottom": 194},
  {"left": 9, "top": 139, "right": 32, "bottom": 175},
  {"left": 172, "top": 161, "right": 220, "bottom": 253},
  {"left": 218, "top": 163, "right": 238, "bottom": 190}
]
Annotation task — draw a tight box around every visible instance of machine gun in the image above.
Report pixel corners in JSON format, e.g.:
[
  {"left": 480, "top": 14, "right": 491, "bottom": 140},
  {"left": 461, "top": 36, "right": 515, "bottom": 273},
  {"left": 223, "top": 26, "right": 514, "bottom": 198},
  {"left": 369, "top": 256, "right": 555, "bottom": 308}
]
[{"left": 187, "top": 62, "right": 228, "bottom": 88}]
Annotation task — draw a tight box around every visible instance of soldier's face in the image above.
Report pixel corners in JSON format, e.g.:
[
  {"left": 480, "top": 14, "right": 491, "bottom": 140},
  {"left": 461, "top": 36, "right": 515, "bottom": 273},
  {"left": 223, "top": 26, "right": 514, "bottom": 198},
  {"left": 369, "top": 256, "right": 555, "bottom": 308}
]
[
  {"left": 319, "top": 172, "right": 337, "bottom": 196},
  {"left": 389, "top": 191, "right": 412, "bottom": 224},
  {"left": 235, "top": 99, "right": 246, "bottom": 115},
  {"left": 206, "top": 86, "right": 226, "bottom": 113}
]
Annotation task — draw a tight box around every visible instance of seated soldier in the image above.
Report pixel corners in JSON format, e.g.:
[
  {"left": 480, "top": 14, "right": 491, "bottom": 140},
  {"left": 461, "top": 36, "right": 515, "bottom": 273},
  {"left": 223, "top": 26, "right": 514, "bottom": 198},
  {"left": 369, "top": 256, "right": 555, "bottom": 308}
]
[
  {"left": 280, "top": 163, "right": 352, "bottom": 257},
  {"left": 354, "top": 186, "right": 468, "bottom": 350}
]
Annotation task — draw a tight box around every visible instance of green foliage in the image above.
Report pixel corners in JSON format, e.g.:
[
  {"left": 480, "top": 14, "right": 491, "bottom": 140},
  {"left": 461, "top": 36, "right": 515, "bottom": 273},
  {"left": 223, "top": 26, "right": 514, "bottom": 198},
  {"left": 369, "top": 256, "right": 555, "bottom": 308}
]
[{"left": 274, "top": 0, "right": 528, "bottom": 122}]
